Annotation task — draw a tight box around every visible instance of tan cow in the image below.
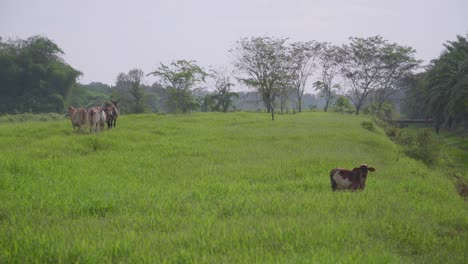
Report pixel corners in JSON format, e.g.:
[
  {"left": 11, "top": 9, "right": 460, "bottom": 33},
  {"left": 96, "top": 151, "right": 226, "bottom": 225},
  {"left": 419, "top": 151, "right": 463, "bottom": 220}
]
[{"left": 67, "top": 106, "right": 87, "bottom": 133}]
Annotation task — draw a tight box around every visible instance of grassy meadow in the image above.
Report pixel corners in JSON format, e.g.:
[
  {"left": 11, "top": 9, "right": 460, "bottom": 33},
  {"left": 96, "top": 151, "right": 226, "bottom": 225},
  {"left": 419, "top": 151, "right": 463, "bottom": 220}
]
[{"left": 0, "top": 112, "right": 467, "bottom": 263}]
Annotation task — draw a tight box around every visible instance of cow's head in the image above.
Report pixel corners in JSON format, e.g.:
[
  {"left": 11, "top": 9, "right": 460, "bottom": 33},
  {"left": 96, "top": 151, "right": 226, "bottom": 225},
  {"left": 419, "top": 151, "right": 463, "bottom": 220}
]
[
  {"left": 111, "top": 99, "right": 120, "bottom": 107},
  {"left": 355, "top": 164, "right": 376, "bottom": 189},
  {"left": 67, "top": 106, "right": 76, "bottom": 118},
  {"left": 102, "top": 106, "right": 112, "bottom": 117}
]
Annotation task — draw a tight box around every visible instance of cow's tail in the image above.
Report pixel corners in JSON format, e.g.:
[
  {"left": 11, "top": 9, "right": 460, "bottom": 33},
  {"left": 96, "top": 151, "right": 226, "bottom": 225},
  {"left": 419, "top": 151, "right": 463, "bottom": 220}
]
[{"left": 330, "top": 168, "right": 338, "bottom": 191}]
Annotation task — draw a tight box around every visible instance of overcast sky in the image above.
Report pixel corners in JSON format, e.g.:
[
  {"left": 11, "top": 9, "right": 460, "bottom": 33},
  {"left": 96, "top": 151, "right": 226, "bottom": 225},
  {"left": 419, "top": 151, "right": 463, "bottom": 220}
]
[{"left": 1, "top": 0, "right": 467, "bottom": 89}]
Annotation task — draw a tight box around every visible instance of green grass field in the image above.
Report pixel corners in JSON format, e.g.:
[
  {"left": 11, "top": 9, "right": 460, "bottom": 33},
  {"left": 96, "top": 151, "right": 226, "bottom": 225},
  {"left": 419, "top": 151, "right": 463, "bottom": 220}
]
[{"left": 0, "top": 112, "right": 467, "bottom": 263}]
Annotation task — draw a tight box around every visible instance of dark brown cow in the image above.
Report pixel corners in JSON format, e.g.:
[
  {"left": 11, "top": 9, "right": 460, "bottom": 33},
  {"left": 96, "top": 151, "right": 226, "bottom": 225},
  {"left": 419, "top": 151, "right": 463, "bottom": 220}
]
[
  {"left": 330, "top": 164, "right": 376, "bottom": 191},
  {"left": 103, "top": 99, "right": 119, "bottom": 128}
]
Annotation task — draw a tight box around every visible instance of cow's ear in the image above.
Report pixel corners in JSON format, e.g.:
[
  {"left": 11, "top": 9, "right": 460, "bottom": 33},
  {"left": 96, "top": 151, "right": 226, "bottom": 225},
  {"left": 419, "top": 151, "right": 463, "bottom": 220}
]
[
  {"left": 352, "top": 168, "right": 360, "bottom": 174},
  {"left": 368, "top": 167, "right": 376, "bottom": 172}
]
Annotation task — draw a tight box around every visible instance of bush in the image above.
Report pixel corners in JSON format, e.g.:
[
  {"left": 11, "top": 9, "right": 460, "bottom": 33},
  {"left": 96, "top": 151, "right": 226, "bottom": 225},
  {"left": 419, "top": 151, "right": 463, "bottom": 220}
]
[
  {"left": 403, "top": 128, "right": 440, "bottom": 165},
  {"left": 385, "top": 126, "right": 400, "bottom": 137},
  {"left": 334, "top": 97, "right": 354, "bottom": 114},
  {"left": 0, "top": 113, "right": 66, "bottom": 124},
  {"left": 363, "top": 102, "right": 395, "bottom": 121},
  {"left": 361, "top": 121, "right": 375, "bottom": 132}
]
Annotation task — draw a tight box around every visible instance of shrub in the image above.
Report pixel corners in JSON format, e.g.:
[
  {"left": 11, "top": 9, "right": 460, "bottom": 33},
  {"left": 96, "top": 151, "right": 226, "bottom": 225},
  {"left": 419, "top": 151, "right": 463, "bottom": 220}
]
[
  {"left": 363, "top": 102, "right": 395, "bottom": 120},
  {"left": 404, "top": 128, "right": 440, "bottom": 165},
  {"left": 385, "top": 126, "right": 400, "bottom": 137},
  {"left": 334, "top": 97, "right": 354, "bottom": 114},
  {"left": 361, "top": 121, "right": 375, "bottom": 132}
]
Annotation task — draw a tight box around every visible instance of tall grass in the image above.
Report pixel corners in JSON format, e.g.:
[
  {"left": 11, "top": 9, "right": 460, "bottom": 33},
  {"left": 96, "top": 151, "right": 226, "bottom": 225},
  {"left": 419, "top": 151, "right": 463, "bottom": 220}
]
[{"left": 0, "top": 112, "right": 466, "bottom": 263}]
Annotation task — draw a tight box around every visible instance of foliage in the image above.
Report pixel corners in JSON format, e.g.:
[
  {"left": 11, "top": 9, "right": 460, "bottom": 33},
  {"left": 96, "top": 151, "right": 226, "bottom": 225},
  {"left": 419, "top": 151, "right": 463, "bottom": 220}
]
[
  {"left": 148, "top": 60, "right": 207, "bottom": 113},
  {"left": 65, "top": 82, "right": 111, "bottom": 109},
  {"left": 287, "top": 41, "right": 321, "bottom": 112},
  {"left": 0, "top": 112, "right": 65, "bottom": 123},
  {"left": 363, "top": 101, "right": 395, "bottom": 121},
  {"left": 0, "top": 35, "right": 81, "bottom": 113},
  {"left": 403, "top": 129, "right": 441, "bottom": 165},
  {"left": 333, "top": 96, "right": 354, "bottom": 113},
  {"left": 401, "top": 73, "right": 429, "bottom": 119},
  {"left": 0, "top": 112, "right": 466, "bottom": 262},
  {"left": 340, "top": 36, "right": 387, "bottom": 114},
  {"left": 231, "top": 36, "right": 290, "bottom": 120},
  {"left": 373, "top": 43, "right": 420, "bottom": 113},
  {"left": 360, "top": 120, "right": 375, "bottom": 132},
  {"left": 113, "top": 69, "right": 146, "bottom": 114},
  {"left": 340, "top": 36, "right": 419, "bottom": 115},
  {"left": 402, "top": 35, "right": 468, "bottom": 133},
  {"left": 314, "top": 43, "right": 342, "bottom": 112},
  {"left": 380, "top": 120, "right": 440, "bottom": 165},
  {"left": 206, "top": 69, "right": 239, "bottom": 112},
  {"left": 426, "top": 35, "right": 468, "bottom": 132}
]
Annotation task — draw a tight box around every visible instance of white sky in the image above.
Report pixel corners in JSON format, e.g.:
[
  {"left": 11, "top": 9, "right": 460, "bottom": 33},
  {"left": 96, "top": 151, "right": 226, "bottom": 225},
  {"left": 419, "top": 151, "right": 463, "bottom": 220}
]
[{"left": 1, "top": 0, "right": 467, "bottom": 90}]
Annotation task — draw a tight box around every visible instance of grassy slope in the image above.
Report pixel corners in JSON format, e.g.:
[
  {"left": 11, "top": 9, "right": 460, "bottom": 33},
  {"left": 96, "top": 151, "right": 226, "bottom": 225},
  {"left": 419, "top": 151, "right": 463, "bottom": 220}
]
[{"left": 0, "top": 112, "right": 466, "bottom": 263}]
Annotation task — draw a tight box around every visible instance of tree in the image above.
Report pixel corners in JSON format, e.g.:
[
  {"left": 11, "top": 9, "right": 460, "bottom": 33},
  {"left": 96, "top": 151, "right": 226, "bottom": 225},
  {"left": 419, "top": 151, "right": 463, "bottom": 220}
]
[
  {"left": 425, "top": 35, "right": 468, "bottom": 132},
  {"left": 276, "top": 82, "right": 293, "bottom": 114},
  {"left": 65, "top": 82, "right": 111, "bottom": 109},
  {"left": 128, "top": 69, "right": 145, "bottom": 113},
  {"left": 114, "top": 69, "right": 146, "bottom": 113},
  {"left": 288, "top": 41, "right": 321, "bottom": 112},
  {"left": 334, "top": 96, "right": 353, "bottom": 113},
  {"left": 401, "top": 34, "right": 468, "bottom": 133},
  {"left": 148, "top": 60, "right": 208, "bottom": 113},
  {"left": 210, "top": 69, "right": 238, "bottom": 112},
  {"left": 374, "top": 43, "right": 420, "bottom": 113},
  {"left": 340, "top": 36, "right": 390, "bottom": 115},
  {"left": 401, "top": 73, "right": 430, "bottom": 119},
  {"left": 231, "top": 36, "right": 289, "bottom": 120},
  {"left": 314, "top": 43, "right": 343, "bottom": 112},
  {"left": 0, "top": 35, "right": 81, "bottom": 113}
]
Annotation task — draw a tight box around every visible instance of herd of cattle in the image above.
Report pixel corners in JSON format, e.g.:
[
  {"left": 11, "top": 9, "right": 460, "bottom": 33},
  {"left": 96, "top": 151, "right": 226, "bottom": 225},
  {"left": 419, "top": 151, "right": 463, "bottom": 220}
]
[
  {"left": 68, "top": 103, "right": 377, "bottom": 191},
  {"left": 67, "top": 99, "right": 119, "bottom": 133}
]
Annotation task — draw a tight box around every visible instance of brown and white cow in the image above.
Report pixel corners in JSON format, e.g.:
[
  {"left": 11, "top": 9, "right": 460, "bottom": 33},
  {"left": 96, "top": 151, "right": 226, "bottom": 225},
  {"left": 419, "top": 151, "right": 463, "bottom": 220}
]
[
  {"left": 330, "top": 164, "right": 376, "bottom": 191},
  {"left": 67, "top": 106, "right": 87, "bottom": 133}
]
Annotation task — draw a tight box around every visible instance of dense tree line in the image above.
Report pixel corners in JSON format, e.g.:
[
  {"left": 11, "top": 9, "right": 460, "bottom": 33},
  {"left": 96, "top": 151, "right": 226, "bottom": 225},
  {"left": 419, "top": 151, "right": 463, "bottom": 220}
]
[
  {"left": 0, "top": 36, "right": 81, "bottom": 113},
  {"left": 1, "top": 34, "right": 465, "bottom": 131},
  {"left": 402, "top": 35, "right": 468, "bottom": 133}
]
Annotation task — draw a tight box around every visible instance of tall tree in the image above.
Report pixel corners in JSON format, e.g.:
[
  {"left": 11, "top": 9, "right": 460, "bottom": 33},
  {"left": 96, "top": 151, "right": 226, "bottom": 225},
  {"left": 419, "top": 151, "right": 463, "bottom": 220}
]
[
  {"left": 401, "top": 35, "right": 468, "bottom": 133},
  {"left": 374, "top": 43, "right": 420, "bottom": 113},
  {"left": 210, "top": 69, "right": 238, "bottom": 112},
  {"left": 231, "top": 36, "right": 289, "bottom": 120},
  {"left": 0, "top": 36, "right": 81, "bottom": 113},
  {"left": 114, "top": 69, "right": 145, "bottom": 113},
  {"left": 277, "top": 82, "right": 294, "bottom": 114},
  {"left": 148, "top": 60, "right": 208, "bottom": 113},
  {"left": 128, "top": 69, "right": 145, "bottom": 113},
  {"left": 314, "top": 42, "right": 343, "bottom": 112},
  {"left": 401, "top": 73, "right": 429, "bottom": 119},
  {"left": 340, "top": 36, "right": 389, "bottom": 115},
  {"left": 288, "top": 41, "right": 321, "bottom": 112},
  {"left": 425, "top": 35, "right": 468, "bottom": 132}
]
